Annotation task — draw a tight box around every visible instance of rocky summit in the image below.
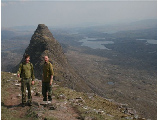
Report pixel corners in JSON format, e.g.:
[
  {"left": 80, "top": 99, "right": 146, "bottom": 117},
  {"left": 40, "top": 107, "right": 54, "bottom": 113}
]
[{"left": 14, "top": 24, "right": 91, "bottom": 92}]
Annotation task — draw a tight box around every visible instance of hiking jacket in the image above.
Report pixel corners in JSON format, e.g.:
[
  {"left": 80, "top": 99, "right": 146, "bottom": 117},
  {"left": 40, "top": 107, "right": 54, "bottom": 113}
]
[
  {"left": 17, "top": 62, "right": 35, "bottom": 81},
  {"left": 43, "top": 61, "right": 54, "bottom": 82}
]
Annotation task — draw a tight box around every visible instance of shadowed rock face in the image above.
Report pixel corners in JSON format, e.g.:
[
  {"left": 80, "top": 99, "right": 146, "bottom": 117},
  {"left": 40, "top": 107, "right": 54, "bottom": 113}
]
[
  {"left": 14, "top": 24, "right": 92, "bottom": 92},
  {"left": 21, "top": 24, "right": 67, "bottom": 79}
]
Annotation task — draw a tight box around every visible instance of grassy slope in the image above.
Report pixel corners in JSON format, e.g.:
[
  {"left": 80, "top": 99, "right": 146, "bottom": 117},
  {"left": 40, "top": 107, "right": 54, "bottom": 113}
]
[{"left": 1, "top": 72, "right": 138, "bottom": 120}]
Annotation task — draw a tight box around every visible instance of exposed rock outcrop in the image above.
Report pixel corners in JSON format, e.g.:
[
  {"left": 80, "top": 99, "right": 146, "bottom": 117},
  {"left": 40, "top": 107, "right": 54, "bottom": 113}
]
[{"left": 14, "top": 24, "right": 91, "bottom": 92}]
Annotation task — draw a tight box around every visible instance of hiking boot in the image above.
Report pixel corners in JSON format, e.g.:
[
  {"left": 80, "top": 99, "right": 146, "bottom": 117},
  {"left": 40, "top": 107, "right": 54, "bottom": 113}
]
[
  {"left": 43, "top": 97, "right": 47, "bottom": 101},
  {"left": 28, "top": 102, "right": 32, "bottom": 106},
  {"left": 48, "top": 96, "right": 52, "bottom": 101},
  {"left": 22, "top": 103, "right": 25, "bottom": 107}
]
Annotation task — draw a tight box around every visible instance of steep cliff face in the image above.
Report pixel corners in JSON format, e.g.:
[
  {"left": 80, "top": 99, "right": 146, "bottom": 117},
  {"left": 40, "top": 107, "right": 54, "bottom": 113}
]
[
  {"left": 22, "top": 24, "right": 67, "bottom": 78},
  {"left": 15, "top": 24, "right": 92, "bottom": 92}
]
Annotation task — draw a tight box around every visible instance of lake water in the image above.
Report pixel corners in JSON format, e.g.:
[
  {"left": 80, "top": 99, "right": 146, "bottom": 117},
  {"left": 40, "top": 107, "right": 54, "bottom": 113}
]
[
  {"left": 78, "top": 37, "right": 157, "bottom": 50},
  {"left": 78, "top": 37, "right": 114, "bottom": 49},
  {"left": 136, "top": 39, "right": 157, "bottom": 44},
  {"left": 108, "top": 82, "right": 115, "bottom": 85}
]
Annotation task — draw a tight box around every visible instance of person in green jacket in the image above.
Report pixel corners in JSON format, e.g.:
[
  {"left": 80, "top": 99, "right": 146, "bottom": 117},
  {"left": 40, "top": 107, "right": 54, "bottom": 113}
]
[
  {"left": 42, "top": 56, "right": 54, "bottom": 101},
  {"left": 17, "top": 54, "right": 35, "bottom": 107}
]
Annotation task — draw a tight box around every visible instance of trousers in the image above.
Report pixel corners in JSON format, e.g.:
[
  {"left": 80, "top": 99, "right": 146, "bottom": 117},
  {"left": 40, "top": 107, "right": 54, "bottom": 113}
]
[
  {"left": 42, "top": 82, "right": 52, "bottom": 100},
  {"left": 21, "top": 78, "right": 32, "bottom": 104}
]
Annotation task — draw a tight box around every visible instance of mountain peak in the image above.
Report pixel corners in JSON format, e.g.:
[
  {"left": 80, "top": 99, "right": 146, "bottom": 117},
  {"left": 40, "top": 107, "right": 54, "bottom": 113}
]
[
  {"left": 36, "top": 24, "right": 49, "bottom": 32},
  {"left": 14, "top": 24, "right": 92, "bottom": 92},
  {"left": 32, "top": 24, "right": 55, "bottom": 42},
  {"left": 22, "top": 24, "right": 67, "bottom": 78},
  {"left": 38, "top": 24, "right": 47, "bottom": 28}
]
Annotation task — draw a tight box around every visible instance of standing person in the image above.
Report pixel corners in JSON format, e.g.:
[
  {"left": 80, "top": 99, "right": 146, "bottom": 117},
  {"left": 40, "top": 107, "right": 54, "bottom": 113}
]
[
  {"left": 17, "top": 54, "right": 35, "bottom": 107},
  {"left": 42, "top": 56, "right": 54, "bottom": 101}
]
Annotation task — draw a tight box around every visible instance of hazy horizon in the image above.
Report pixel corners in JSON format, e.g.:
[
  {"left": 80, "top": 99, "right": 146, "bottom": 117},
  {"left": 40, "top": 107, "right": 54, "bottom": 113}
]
[{"left": 2, "top": 1, "right": 157, "bottom": 28}]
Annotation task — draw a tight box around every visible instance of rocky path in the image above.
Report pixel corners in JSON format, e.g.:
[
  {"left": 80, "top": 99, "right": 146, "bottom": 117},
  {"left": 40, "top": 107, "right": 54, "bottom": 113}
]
[
  {"left": 2, "top": 72, "right": 146, "bottom": 120},
  {"left": 2, "top": 74, "right": 80, "bottom": 120}
]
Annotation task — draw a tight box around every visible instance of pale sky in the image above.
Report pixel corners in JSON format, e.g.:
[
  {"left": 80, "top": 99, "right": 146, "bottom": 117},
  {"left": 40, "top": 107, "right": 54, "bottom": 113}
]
[{"left": 1, "top": 1, "right": 157, "bottom": 28}]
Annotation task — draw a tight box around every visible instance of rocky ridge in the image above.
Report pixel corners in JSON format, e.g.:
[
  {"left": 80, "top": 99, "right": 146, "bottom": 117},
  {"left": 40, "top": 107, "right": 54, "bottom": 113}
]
[
  {"left": 14, "top": 24, "right": 91, "bottom": 92},
  {"left": 1, "top": 72, "right": 146, "bottom": 120}
]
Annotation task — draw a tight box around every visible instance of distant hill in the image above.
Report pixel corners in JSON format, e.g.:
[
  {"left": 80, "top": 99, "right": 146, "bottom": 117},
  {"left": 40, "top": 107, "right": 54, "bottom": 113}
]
[
  {"left": 130, "top": 19, "right": 157, "bottom": 27},
  {"left": 12, "top": 25, "right": 37, "bottom": 31},
  {"left": 1, "top": 28, "right": 33, "bottom": 41},
  {"left": 1, "top": 29, "right": 16, "bottom": 40},
  {"left": 76, "top": 19, "right": 157, "bottom": 33}
]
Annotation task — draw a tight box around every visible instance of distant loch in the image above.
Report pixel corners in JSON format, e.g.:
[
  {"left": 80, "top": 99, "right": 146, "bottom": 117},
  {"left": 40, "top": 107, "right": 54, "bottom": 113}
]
[
  {"left": 78, "top": 37, "right": 114, "bottom": 49},
  {"left": 136, "top": 39, "right": 157, "bottom": 44}
]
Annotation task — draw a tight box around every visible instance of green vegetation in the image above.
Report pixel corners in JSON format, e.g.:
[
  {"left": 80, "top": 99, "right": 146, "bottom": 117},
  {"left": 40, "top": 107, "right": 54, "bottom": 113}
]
[
  {"left": 1, "top": 72, "right": 134, "bottom": 120},
  {"left": 52, "top": 86, "right": 130, "bottom": 120}
]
